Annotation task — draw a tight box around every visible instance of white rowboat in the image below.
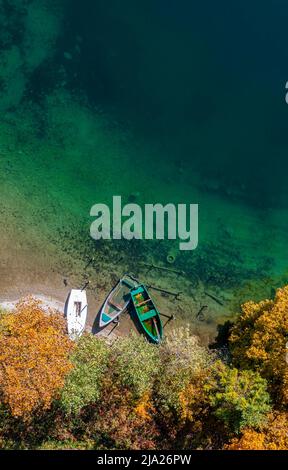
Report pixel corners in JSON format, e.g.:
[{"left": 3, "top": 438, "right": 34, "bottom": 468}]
[{"left": 65, "top": 289, "right": 88, "bottom": 340}]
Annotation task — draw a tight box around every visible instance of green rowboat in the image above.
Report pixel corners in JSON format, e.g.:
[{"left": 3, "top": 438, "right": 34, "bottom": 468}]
[{"left": 130, "top": 285, "right": 163, "bottom": 344}]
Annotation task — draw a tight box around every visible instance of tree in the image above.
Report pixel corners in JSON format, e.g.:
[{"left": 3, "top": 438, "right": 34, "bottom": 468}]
[
  {"left": 229, "top": 285, "right": 288, "bottom": 403},
  {"left": 225, "top": 429, "right": 266, "bottom": 450},
  {"left": 225, "top": 412, "right": 288, "bottom": 450},
  {"left": 155, "top": 327, "right": 211, "bottom": 424},
  {"left": 111, "top": 333, "right": 160, "bottom": 400},
  {"left": 0, "top": 297, "right": 73, "bottom": 418},
  {"left": 205, "top": 361, "right": 271, "bottom": 432},
  {"left": 86, "top": 377, "right": 159, "bottom": 450},
  {"left": 59, "top": 334, "right": 110, "bottom": 415}
]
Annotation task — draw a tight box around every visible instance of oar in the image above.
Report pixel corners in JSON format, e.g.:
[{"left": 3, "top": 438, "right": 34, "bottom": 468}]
[
  {"left": 163, "top": 316, "right": 175, "bottom": 329},
  {"left": 158, "top": 312, "right": 175, "bottom": 329},
  {"left": 81, "top": 281, "right": 90, "bottom": 292},
  {"left": 108, "top": 321, "right": 119, "bottom": 337},
  {"left": 80, "top": 304, "right": 88, "bottom": 314},
  {"left": 159, "top": 312, "right": 174, "bottom": 320},
  {"left": 152, "top": 317, "right": 161, "bottom": 341}
]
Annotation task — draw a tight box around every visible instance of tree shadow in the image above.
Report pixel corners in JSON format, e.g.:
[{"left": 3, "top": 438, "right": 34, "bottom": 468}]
[{"left": 210, "top": 320, "right": 234, "bottom": 350}]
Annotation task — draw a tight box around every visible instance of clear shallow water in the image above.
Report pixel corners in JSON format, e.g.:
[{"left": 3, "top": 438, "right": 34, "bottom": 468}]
[{"left": 0, "top": 1, "right": 288, "bottom": 339}]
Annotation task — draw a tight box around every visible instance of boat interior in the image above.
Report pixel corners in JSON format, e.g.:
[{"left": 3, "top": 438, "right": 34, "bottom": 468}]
[{"left": 133, "top": 286, "right": 157, "bottom": 321}]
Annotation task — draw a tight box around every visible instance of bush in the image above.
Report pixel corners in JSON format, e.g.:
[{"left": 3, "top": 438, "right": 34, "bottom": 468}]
[
  {"left": 59, "top": 335, "right": 110, "bottom": 415},
  {"left": 155, "top": 327, "right": 211, "bottom": 422},
  {"left": 111, "top": 333, "right": 160, "bottom": 400},
  {"left": 205, "top": 361, "right": 271, "bottom": 432}
]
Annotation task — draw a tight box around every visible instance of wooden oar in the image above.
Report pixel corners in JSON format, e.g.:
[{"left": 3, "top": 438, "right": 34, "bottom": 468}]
[
  {"left": 81, "top": 281, "right": 90, "bottom": 292},
  {"left": 159, "top": 312, "right": 174, "bottom": 320},
  {"left": 136, "top": 299, "right": 151, "bottom": 307},
  {"left": 108, "top": 321, "right": 119, "bottom": 336},
  {"left": 152, "top": 317, "right": 160, "bottom": 341},
  {"left": 162, "top": 314, "right": 175, "bottom": 329}
]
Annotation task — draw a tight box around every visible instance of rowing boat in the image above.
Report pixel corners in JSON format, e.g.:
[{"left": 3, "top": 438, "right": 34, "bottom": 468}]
[
  {"left": 130, "top": 285, "right": 163, "bottom": 344},
  {"left": 99, "top": 274, "right": 138, "bottom": 328},
  {"left": 65, "top": 289, "right": 88, "bottom": 340}
]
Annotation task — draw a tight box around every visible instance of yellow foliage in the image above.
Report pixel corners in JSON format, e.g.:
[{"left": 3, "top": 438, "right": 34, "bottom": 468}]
[
  {"left": 225, "top": 412, "right": 288, "bottom": 450},
  {"left": 225, "top": 429, "right": 266, "bottom": 450},
  {"left": 230, "top": 285, "right": 288, "bottom": 403},
  {"left": 0, "top": 297, "right": 74, "bottom": 418},
  {"left": 134, "top": 392, "right": 154, "bottom": 421},
  {"left": 178, "top": 378, "right": 207, "bottom": 423}
]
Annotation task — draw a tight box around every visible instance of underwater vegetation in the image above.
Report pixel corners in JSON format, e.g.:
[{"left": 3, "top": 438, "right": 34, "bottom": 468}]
[
  {"left": 0, "top": 1, "right": 287, "bottom": 367},
  {"left": 0, "top": 0, "right": 62, "bottom": 112}
]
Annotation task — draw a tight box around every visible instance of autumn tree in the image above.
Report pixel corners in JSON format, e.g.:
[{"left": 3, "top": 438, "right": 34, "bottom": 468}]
[
  {"left": 76, "top": 334, "right": 160, "bottom": 450},
  {"left": 229, "top": 285, "right": 288, "bottom": 403},
  {"left": 155, "top": 327, "right": 211, "bottom": 420},
  {"left": 0, "top": 297, "right": 74, "bottom": 418},
  {"left": 225, "top": 429, "right": 266, "bottom": 450},
  {"left": 153, "top": 326, "right": 212, "bottom": 446},
  {"left": 225, "top": 412, "right": 288, "bottom": 450},
  {"left": 85, "top": 378, "right": 159, "bottom": 450}
]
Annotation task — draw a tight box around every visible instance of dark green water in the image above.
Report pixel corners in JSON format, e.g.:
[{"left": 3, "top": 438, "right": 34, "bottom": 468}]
[
  {"left": 1, "top": 1, "right": 288, "bottom": 337},
  {"left": 63, "top": 0, "right": 288, "bottom": 206}
]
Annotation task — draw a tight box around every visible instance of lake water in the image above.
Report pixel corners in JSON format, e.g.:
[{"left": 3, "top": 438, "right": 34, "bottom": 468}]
[{"left": 0, "top": 1, "right": 287, "bottom": 341}]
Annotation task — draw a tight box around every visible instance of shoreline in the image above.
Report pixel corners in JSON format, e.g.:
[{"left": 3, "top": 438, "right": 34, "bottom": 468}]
[
  {"left": 0, "top": 208, "right": 283, "bottom": 346},
  {"left": 0, "top": 284, "right": 139, "bottom": 341},
  {"left": 0, "top": 294, "right": 65, "bottom": 314}
]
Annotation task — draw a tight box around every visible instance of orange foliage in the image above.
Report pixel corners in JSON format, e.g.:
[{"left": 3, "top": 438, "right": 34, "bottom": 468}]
[
  {"left": 134, "top": 392, "right": 155, "bottom": 421},
  {"left": 230, "top": 285, "right": 288, "bottom": 403},
  {"left": 0, "top": 297, "right": 74, "bottom": 418},
  {"left": 225, "top": 429, "right": 266, "bottom": 450},
  {"left": 225, "top": 412, "right": 288, "bottom": 450}
]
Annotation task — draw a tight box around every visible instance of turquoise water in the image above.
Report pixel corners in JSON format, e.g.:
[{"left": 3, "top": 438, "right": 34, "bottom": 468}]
[{"left": 0, "top": 1, "right": 288, "bottom": 340}]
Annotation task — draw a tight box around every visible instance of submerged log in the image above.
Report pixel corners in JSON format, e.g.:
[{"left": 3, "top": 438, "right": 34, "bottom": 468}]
[
  {"left": 204, "top": 291, "right": 224, "bottom": 306},
  {"left": 147, "top": 284, "right": 182, "bottom": 300},
  {"left": 141, "top": 262, "right": 185, "bottom": 276}
]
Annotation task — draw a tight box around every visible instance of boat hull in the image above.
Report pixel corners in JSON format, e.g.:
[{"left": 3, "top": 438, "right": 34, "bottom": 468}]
[
  {"left": 99, "top": 274, "right": 138, "bottom": 328},
  {"left": 131, "top": 285, "right": 163, "bottom": 344},
  {"left": 65, "top": 289, "right": 88, "bottom": 340}
]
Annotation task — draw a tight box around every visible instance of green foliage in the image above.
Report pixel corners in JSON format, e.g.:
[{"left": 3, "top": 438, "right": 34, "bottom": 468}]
[
  {"left": 205, "top": 361, "right": 271, "bottom": 432},
  {"left": 155, "top": 327, "right": 211, "bottom": 419},
  {"left": 37, "top": 439, "right": 95, "bottom": 450},
  {"left": 0, "top": 306, "right": 280, "bottom": 449},
  {"left": 59, "top": 335, "right": 110, "bottom": 415},
  {"left": 111, "top": 333, "right": 160, "bottom": 399}
]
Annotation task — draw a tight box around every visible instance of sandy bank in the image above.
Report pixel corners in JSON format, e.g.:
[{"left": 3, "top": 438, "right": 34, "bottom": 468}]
[
  {"left": 0, "top": 294, "right": 65, "bottom": 313},
  {"left": 0, "top": 289, "right": 134, "bottom": 342}
]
